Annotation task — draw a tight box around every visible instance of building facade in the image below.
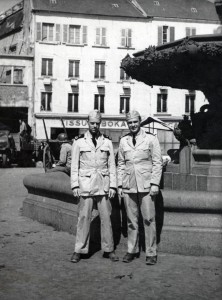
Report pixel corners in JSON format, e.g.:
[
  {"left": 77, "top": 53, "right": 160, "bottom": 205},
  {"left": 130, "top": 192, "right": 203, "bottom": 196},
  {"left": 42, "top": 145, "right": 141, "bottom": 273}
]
[{"left": 0, "top": 0, "right": 220, "bottom": 153}]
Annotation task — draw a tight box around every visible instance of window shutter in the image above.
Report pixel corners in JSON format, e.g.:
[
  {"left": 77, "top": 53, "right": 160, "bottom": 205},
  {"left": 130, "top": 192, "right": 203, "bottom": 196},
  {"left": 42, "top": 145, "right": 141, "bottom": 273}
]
[
  {"left": 75, "top": 61, "right": 80, "bottom": 78},
  {"left": 157, "top": 94, "right": 161, "bottom": 112},
  {"left": 190, "top": 95, "right": 195, "bottom": 113},
  {"left": 120, "top": 68, "right": 124, "bottom": 80},
  {"left": 48, "top": 59, "right": 53, "bottom": 76},
  {"left": 94, "top": 95, "right": 99, "bottom": 109},
  {"left": 69, "top": 61, "right": 73, "bottom": 77},
  {"left": 162, "top": 94, "right": 167, "bottom": 112},
  {"left": 74, "top": 94, "right": 79, "bottom": 112},
  {"left": 102, "top": 27, "right": 106, "bottom": 46},
  {"left": 121, "top": 29, "right": 126, "bottom": 47},
  {"left": 68, "top": 94, "right": 72, "bottom": 112},
  {"left": 185, "top": 27, "right": 190, "bottom": 37},
  {"left": 120, "top": 97, "right": 124, "bottom": 113},
  {"left": 82, "top": 26, "right": 87, "bottom": 44},
  {"left": 128, "top": 29, "right": 132, "bottom": 47},
  {"left": 55, "top": 24, "right": 61, "bottom": 42},
  {"left": 185, "top": 95, "right": 189, "bottom": 113},
  {"left": 100, "top": 95, "right": 105, "bottom": 113},
  {"left": 63, "top": 25, "right": 68, "bottom": 43},
  {"left": 47, "top": 93, "right": 52, "bottom": 111},
  {"left": 95, "top": 62, "right": 99, "bottom": 78},
  {"left": 170, "top": 27, "right": 175, "bottom": 42},
  {"left": 101, "top": 63, "right": 105, "bottom": 79},
  {"left": 41, "top": 93, "right": 46, "bottom": 110},
  {"left": 96, "top": 28, "right": 100, "bottom": 45},
  {"left": 157, "top": 26, "right": 162, "bottom": 45},
  {"left": 126, "top": 97, "right": 130, "bottom": 113},
  {"left": 42, "top": 59, "right": 46, "bottom": 76},
  {"left": 36, "top": 22, "right": 42, "bottom": 41},
  {"left": 192, "top": 28, "right": 196, "bottom": 36}
]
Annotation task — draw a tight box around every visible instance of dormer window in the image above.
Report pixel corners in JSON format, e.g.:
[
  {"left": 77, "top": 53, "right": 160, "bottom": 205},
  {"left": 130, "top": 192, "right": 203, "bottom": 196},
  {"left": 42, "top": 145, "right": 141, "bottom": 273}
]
[
  {"left": 154, "top": 1, "right": 160, "bottom": 6},
  {"left": 191, "top": 7, "right": 197, "bottom": 13}
]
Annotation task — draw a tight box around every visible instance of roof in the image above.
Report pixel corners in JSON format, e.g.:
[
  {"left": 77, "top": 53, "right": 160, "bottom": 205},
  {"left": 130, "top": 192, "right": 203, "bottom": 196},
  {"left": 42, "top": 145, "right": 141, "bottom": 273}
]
[
  {"left": 31, "top": 0, "right": 146, "bottom": 18},
  {"left": 31, "top": 0, "right": 220, "bottom": 21},
  {"left": 136, "top": 0, "right": 220, "bottom": 21}
]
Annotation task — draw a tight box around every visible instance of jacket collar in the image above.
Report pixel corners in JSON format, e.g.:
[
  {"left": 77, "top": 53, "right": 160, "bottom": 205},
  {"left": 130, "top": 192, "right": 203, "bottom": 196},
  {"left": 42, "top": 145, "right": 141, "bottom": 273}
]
[
  {"left": 84, "top": 130, "right": 105, "bottom": 149},
  {"left": 126, "top": 128, "right": 146, "bottom": 149}
]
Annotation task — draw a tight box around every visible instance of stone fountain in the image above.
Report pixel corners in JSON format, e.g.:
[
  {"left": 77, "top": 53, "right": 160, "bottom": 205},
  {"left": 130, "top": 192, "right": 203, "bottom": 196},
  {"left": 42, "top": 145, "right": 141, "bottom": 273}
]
[{"left": 121, "top": 34, "right": 222, "bottom": 256}]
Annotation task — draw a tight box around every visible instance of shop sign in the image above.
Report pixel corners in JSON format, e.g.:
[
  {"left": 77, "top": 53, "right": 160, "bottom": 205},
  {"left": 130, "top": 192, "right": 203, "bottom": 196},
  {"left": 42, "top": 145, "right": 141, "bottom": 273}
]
[{"left": 65, "top": 119, "right": 128, "bottom": 129}]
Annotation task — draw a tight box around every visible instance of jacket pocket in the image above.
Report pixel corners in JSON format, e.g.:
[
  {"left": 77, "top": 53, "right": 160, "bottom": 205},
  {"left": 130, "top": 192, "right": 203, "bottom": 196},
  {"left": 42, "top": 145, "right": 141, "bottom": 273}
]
[
  {"left": 101, "top": 170, "right": 110, "bottom": 192},
  {"left": 79, "top": 169, "right": 91, "bottom": 192},
  {"left": 122, "top": 170, "right": 131, "bottom": 189},
  {"left": 140, "top": 169, "right": 151, "bottom": 189},
  {"left": 100, "top": 146, "right": 110, "bottom": 159}
]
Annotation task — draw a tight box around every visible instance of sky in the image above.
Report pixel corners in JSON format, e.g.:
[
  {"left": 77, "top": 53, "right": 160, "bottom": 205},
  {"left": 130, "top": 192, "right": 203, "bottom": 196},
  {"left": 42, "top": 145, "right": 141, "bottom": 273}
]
[{"left": 0, "top": 0, "right": 21, "bottom": 13}]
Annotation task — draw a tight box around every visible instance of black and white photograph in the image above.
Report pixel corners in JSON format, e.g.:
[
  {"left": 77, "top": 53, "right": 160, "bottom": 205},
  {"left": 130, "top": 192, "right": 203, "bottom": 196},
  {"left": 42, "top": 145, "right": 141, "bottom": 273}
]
[{"left": 0, "top": 0, "right": 221, "bottom": 299}]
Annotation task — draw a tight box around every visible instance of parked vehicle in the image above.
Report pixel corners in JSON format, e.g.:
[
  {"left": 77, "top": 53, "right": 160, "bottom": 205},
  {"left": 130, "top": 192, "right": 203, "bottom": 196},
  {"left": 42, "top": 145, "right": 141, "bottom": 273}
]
[{"left": 0, "top": 129, "right": 16, "bottom": 167}]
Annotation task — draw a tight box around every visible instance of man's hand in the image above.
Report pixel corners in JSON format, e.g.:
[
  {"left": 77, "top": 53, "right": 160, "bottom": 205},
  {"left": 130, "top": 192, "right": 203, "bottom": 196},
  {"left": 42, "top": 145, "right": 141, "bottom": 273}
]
[
  {"left": 118, "top": 187, "right": 123, "bottom": 198},
  {"left": 72, "top": 188, "right": 80, "bottom": 198},
  {"left": 150, "top": 185, "right": 159, "bottom": 197},
  {"left": 109, "top": 188, "right": 116, "bottom": 199}
]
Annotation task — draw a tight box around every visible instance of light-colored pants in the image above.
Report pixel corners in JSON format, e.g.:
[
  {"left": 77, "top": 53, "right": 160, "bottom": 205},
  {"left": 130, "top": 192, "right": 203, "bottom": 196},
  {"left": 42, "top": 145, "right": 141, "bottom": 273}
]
[
  {"left": 123, "top": 192, "right": 157, "bottom": 256},
  {"left": 74, "top": 195, "right": 114, "bottom": 254}
]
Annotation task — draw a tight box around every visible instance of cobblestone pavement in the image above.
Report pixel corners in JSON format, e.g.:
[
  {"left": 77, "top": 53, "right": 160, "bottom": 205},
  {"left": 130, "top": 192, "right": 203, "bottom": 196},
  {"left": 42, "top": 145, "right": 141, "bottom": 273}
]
[{"left": 0, "top": 168, "right": 221, "bottom": 300}]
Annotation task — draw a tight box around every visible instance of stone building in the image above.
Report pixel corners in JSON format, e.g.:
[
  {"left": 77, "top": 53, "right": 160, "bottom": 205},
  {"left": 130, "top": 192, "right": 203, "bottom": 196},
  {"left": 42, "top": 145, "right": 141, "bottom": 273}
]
[
  {"left": 0, "top": 0, "right": 220, "bottom": 152},
  {"left": 0, "top": 1, "right": 33, "bottom": 134}
]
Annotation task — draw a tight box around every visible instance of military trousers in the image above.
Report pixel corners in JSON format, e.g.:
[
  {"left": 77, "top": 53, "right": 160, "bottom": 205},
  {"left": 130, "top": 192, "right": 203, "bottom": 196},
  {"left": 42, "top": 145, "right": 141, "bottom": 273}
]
[
  {"left": 123, "top": 192, "right": 157, "bottom": 256},
  {"left": 74, "top": 195, "right": 114, "bottom": 254}
]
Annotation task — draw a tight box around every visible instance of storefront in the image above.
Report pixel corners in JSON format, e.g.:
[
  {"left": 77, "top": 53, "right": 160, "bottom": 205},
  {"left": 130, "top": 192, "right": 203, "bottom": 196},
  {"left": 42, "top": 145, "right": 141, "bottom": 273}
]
[{"left": 35, "top": 114, "right": 129, "bottom": 151}]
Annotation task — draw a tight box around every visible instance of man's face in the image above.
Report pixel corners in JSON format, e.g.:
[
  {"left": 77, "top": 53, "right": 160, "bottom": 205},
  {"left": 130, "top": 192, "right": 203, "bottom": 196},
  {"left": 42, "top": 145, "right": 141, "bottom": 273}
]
[
  {"left": 88, "top": 120, "right": 100, "bottom": 135},
  {"left": 127, "top": 117, "right": 141, "bottom": 135}
]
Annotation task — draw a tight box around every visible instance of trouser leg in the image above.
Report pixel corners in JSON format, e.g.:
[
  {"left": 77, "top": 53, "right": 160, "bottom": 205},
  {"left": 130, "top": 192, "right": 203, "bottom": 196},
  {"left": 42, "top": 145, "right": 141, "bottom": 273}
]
[
  {"left": 139, "top": 193, "right": 157, "bottom": 256},
  {"left": 74, "top": 196, "right": 93, "bottom": 254},
  {"left": 97, "top": 195, "right": 114, "bottom": 252},
  {"left": 123, "top": 193, "right": 139, "bottom": 254}
]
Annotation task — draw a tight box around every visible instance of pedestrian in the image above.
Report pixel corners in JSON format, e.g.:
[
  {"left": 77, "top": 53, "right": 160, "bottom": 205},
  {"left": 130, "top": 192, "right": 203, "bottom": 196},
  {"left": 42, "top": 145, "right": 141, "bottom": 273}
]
[
  {"left": 117, "top": 110, "right": 163, "bottom": 265},
  {"left": 47, "top": 133, "right": 72, "bottom": 175},
  {"left": 19, "top": 119, "right": 27, "bottom": 149},
  {"left": 70, "top": 110, "right": 118, "bottom": 263}
]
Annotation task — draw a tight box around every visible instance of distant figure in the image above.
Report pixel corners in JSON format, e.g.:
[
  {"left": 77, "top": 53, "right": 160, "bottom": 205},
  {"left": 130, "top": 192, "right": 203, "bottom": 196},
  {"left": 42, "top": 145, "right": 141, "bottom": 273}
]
[
  {"left": 47, "top": 133, "right": 72, "bottom": 175},
  {"left": 19, "top": 119, "right": 27, "bottom": 149}
]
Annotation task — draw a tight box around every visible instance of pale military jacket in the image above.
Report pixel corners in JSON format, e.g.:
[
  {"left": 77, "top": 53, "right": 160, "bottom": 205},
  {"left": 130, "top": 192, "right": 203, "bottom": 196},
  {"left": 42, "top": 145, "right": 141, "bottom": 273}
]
[
  {"left": 57, "top": 142, "right": 72, "bottom": 168},
  {"left": 71, "top": 130, "right": 117, "bottom": 196},
  {"left": 117, "top": 128, "right": 163, "bottom": 193}
]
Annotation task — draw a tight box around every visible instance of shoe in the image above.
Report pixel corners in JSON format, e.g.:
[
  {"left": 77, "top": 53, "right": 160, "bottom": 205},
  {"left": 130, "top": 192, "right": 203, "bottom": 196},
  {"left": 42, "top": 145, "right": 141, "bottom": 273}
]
[
  {"left": 103, "top": 251, "right": 119, "bottom": 262},
  {"left": 122, "top": 253, "right": 134, "bottom": 263},
  {"left": 70, "top": 252, "right": 81, "bottom": 263},
  {"left": 146, "top": 255, "right": 157, "bottom": 265}
]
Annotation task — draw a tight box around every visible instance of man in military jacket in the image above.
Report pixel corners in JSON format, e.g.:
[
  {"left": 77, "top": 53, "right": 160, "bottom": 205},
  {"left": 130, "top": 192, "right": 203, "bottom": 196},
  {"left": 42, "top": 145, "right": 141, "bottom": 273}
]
[
  {"left": 118, "top": 110, "right": 163, "bottom": 265},
  {"left": 70, "top": 110, "right": 118, "bottom": 263}
]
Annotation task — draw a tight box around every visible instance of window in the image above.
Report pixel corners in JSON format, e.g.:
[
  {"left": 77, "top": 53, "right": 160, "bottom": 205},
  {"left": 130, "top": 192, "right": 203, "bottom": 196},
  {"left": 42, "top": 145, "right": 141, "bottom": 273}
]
[
  {"left": 191, "top": 7, "right": 197, "bottom": 13},
  {"left": 69, "top": 25, "right": 80, "bottom": 44},
  {"left": 158, "top": 26, "right": 175, "bottom": 45},
  {"left": 63, "top": 25, "right": 87, "bottom": 44},
  {"left": 185, "top": 27, "right": 196, "bottom": 37},
  {"left": 120, "top": 96, "right": 130, "bottom": 114},
  {"left": 0, "top": 66, "right": 24, "bottom": 84},
  {"left": 69, "top": 60, "right": 80, "bottom": 78},
  {"left": 41, "top": 92, "right": 52, "bottom": 111},
  {"left": 154, "top": 1, "right": 160, "bottom": 5},
  {"left": 121, "top": 29, "right": 132, "bottom": 47},
  {"left": 41, "top": 58, "right": 53, "bottom": 76},
  {"left": 120, "top": 68, "right": 130, "bottom": 80},
  {"left": 13, "top": 68, "right": 23, "bottom": 84},
  {"left": 94, "top": 94, "right": 105, "bottom": 113},
  {"left": 94, "top": 61, "right": 105, "bottom": 79},
  {"left": 185, "top": 93, "right": 195, "bottom": 113},
  {"left": 95, "top": 27, "right": 107, "bottom": 46},
  {"left": 42, "top": 23, "right": 54, "bottom": 41},
  {"left": 68, "top": 93, "right": 79, "bottom": 112},
  {"left": 36, "top": 22, "right": 61, "bottom": 42},
  {"left": 157, "top": 93, "right": 167, "bottom": 113}
]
